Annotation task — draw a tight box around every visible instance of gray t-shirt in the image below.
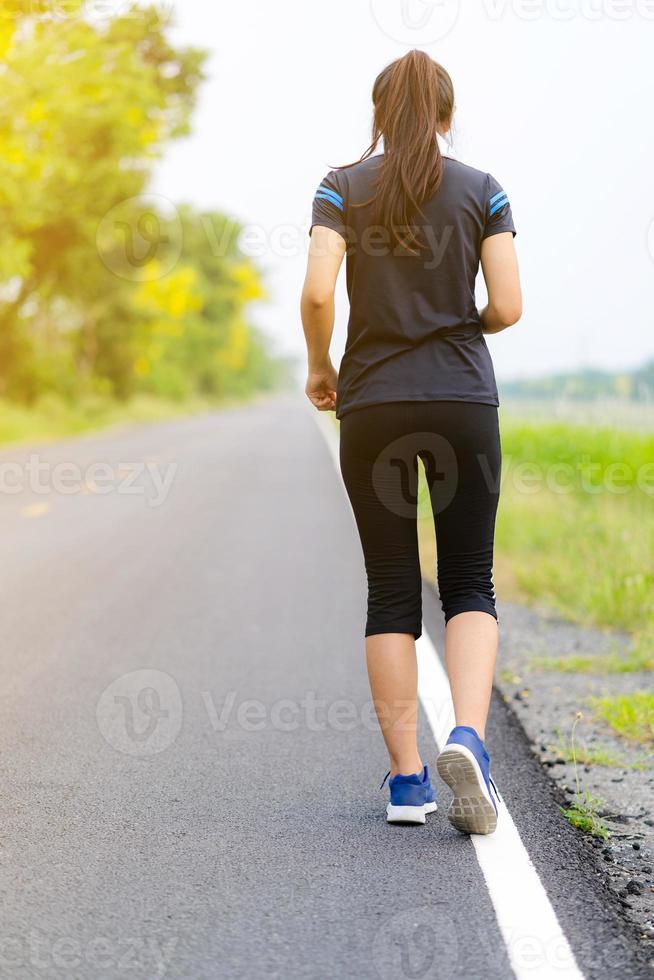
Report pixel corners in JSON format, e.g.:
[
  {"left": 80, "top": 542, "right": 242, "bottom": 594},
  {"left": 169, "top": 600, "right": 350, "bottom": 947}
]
[{"left": 310, "top": 155, "right": 516, "bottom": 419}]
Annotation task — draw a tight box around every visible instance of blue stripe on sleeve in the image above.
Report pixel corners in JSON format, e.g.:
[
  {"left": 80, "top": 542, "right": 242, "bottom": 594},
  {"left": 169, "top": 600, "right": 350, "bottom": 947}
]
[
  {"left": 489, "top": 189, "right": 507, "bottom": 206},
  {"left": 315, "top": 192, "right": 344, "bottom": 213},
  {"left": 316, "top": 189, "right": 344, "bottom": 209},
  {"left": 319, "top": 184, "right": 344, "bottom": 206},
  {"left": 489, "top": 196, "right": 509, "bottom": 217}
]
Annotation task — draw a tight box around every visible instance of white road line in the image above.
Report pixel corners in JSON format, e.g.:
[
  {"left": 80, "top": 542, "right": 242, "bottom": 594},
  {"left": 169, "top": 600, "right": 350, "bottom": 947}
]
[
  {"left": 312, "top": 408, "right": 585, "bottom": 980},
  {"left": 416, "top": 633, "right": 584, "bottom": 980}
]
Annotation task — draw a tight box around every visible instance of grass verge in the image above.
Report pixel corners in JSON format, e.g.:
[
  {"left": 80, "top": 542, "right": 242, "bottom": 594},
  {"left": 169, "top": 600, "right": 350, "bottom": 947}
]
[
  {"left": 531, "top": 649, "right": 654, "bottom": 675},
  {"left": 591, "top": 692, "right": 654, "bottom": 746},
  {"left": 0, "top": 393, "right": 224, "bottom": 447},
  {"left": 417, "top": 417, "right": 653, "bottom": 664},
  {"left": 551, "top": 728, "right": 652, "bottom": 770},
  {"left": 562, "top": 792, "right": 610, "bottom": 840},
  {"left": 559, "top": 714, "right": 611, "bottom": 839},
  {"left": 494, "top": 419, "right": 653, "bottom": 642}
]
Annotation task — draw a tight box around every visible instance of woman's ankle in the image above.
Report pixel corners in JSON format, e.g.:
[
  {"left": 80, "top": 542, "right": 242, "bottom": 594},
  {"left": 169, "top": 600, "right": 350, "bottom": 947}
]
[{"left": 389, "top": 756, "right": 423, "bottom": 778}]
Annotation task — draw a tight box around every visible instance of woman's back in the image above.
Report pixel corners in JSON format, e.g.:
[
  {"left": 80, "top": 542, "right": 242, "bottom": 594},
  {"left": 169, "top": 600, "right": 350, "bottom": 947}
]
[{"left": 311, "top": 154, "right": 516, "bottom": 418}]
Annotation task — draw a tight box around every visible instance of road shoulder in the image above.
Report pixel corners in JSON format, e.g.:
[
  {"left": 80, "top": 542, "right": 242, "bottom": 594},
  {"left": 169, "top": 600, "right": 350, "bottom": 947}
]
[{"left": 426, "top": 583, "right": 654, "bottom": 972}]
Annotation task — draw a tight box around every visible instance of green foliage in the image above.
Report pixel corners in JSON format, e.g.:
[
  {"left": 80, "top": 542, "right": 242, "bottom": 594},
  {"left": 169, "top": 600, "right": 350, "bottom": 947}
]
[
  {"left": 0, "top": 3, "right": 288, "bottom": 408},
  {"left": 558, "top": 713, "right": 610, "bottom": 839},
  {"left": 500, "top": 360, "right": 654, "bottom": 402},
  {"left": 121, "top": 207, "right": 287, "bottom": 401},
  {"left": 592, "top": 692, "right": 654, "bottom": 746},
  {"left": 0, "top": 392, "right": 216, "bottom": 445},
  {"left": 560, "top": 793, "right": 610, "bottom": 840}
]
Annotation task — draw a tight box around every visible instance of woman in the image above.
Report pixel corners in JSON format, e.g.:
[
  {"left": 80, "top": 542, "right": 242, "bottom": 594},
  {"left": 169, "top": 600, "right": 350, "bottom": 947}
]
[{"left": 300, "top": 50, "right": 521, "bottom": 835}]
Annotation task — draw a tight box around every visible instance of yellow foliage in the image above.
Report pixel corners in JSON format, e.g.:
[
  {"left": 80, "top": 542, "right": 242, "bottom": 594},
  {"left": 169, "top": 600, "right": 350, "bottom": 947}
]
[
  {"left": 125, "top": 106, "right": 145, "bottom": 127},
  {"left": 230, "top": 262, "right": 265, "bottom": 302},
  {"left": 133, "top": 261, "right": 162, "bottom": 294},
  {"left": 0, "top": 18, "right": 15, "bottom": 60},
  {"left": 135, "top": 265, "right": 202, "bottom": 320},
  {"left": 139, "top": 124, "right": 161, "bottom": 147},
  {"left": 0, "top": 135, "right": 27, "bottom": 166},
  {"left": 134, "top": 356, "right": 150, "bottom": 377},
  {"left": 27, "top": 100, "right": 47, "bottom": 124},
  {"left": 216, "top": 319, "right": 250, "bottom": 373},
  {"left": 152, "top": 319, "right": 183, "bottom": 339}
]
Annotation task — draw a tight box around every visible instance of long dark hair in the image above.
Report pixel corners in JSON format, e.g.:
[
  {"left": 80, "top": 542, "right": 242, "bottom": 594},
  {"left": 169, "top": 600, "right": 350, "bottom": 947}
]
[{"left": 350, "top": 50, "right": 454, "bottom": 253}]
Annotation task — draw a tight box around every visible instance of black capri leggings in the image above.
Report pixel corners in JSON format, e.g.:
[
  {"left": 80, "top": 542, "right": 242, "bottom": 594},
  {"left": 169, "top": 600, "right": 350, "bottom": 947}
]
[{"left": 339, "top": 401, "right": 501, "bottom": 639}]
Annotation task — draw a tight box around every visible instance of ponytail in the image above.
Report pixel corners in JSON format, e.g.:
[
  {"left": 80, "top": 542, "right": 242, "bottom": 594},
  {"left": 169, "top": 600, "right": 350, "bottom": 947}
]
[{"left": 352, "top": 50, "right": 454, "bottom": 254}]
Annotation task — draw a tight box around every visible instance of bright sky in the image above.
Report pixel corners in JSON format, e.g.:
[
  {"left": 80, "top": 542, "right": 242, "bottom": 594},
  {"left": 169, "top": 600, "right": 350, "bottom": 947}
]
[{"left": 152, "top": 0, "right": 654, "bottom": 381}]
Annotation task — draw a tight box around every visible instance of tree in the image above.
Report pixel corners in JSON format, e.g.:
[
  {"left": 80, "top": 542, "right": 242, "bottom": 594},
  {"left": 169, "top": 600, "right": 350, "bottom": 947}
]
[
  {"left": 0, "top": 3, "right": 288, "bottom": 405},
  {"left": 0, "top": 3, "right": 205, "bottom": 399}
]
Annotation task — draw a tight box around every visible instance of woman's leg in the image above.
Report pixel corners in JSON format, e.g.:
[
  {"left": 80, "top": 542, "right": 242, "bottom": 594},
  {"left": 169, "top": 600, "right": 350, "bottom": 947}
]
[
  {"left": 444, "top": 612, "right": 497, "bottom": 740},
  {"left": 366, "top": 633, "right": 422, "bottom": 777},
  {"left": 424, "top": 403, "right": 502, "bottom": 740},
  {"left": 339, "top": 405, "right": 425, "bottom": 776}
]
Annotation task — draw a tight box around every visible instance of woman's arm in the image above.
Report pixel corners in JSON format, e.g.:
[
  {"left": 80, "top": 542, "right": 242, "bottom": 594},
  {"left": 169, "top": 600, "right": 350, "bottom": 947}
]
[
  {"left": 479, "top": 231, "right": 522, "bottom": 334},
  {"left": 300, "top": 225, "right": 346, "bottom": 410}
]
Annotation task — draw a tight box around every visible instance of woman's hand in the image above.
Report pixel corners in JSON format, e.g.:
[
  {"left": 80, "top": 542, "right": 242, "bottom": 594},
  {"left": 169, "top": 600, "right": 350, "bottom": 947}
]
[{"left": 305, "top": 362, "right": 338, "bottom": 411}]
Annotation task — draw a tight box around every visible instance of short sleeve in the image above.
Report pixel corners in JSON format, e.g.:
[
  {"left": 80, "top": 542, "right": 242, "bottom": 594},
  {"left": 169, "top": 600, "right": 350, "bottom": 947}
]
[
  {"left": 482, "top": 174, "right": 516, "bottom": 240},
  {"left": 310, "top": 170, "right": 347, "bottom": 241}
]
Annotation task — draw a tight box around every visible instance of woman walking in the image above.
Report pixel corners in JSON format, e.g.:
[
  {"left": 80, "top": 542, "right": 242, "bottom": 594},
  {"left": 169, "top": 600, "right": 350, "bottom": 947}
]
[{"left": 300, "top": 50, "right": 521, "bottom": 835}]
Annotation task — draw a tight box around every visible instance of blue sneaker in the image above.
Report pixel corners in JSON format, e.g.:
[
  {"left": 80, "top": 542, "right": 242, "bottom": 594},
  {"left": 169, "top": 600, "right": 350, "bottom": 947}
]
[
  {"left": 382, "top": 765, "right": 438, "bottom": 825},
  {"left": 436, "top": 726, "right": 501, "bottom": 835}
]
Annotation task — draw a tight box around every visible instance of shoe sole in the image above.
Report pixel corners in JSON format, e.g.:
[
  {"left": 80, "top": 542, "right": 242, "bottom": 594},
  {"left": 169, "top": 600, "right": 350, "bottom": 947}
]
[
  {"left": 436, "top": 745, "right": 498, "bottom": 835},
  {"left": 386, "top": 801, "right": 438, "bottom": 825}
]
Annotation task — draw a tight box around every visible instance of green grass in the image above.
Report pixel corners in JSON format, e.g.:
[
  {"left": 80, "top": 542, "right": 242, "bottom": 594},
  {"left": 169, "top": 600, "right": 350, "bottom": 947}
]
[
  {"left": 499, "top": 420, "right": 654, "bottom": 492},
  {"left": 561, "top": 792, "right": 610, "bottom": 839},
  {"left": 556, "top": 745, "right": 621, "bottom": 767},
  {"left": 532, "top": 648, "right": 654, "bottom": 675},
  {"left": 495, "top": 489, "right": 652, "bottom": 637},
  {"left": 494, "top": 418, "right": 654, "bottom": 652},
  {"left": 550, "top": 731, "right": 652, "bottom": 770},
  {"left": 417, "top": 418, "right": 654, "bottom": 658},
  {"left": 0, "top": 393, "right": 222, "bottom": 447},
  {"left": 558, "top": 713, "right": 611, "bottom": 838},
  {"left": 591, "top": 692, "right": 654, "bottom": 746}
]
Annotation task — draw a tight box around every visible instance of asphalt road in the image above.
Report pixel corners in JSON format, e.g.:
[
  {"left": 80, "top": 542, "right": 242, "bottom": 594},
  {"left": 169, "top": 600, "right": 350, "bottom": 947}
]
[{"left": 0, "top": 395, "right": 650, "bottom": 980}]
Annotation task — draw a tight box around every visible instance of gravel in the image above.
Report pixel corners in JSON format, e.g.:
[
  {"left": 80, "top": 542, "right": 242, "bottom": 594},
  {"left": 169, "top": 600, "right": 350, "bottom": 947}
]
[{"left": 492, "top": 598, "right": 654, "bottom": 954}]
